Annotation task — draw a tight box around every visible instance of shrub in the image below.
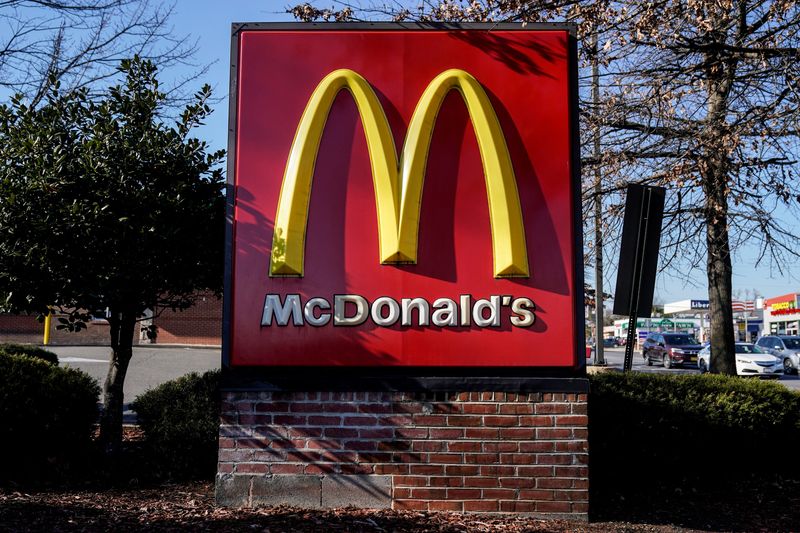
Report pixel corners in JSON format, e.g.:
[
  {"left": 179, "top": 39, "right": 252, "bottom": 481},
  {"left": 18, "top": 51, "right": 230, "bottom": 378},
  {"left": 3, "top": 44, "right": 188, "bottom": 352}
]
[
  {"left": 132, "top": 370, "right": 220, "bottom": 480},
  {"left": 0, "top": 343, "right": 59, "bottom": 365},
  {"left": 0, "top": 351, "right": 100, "bottom": 484},
  {"left": 589, "top": 372, "right": 800, "bottom": 513}
]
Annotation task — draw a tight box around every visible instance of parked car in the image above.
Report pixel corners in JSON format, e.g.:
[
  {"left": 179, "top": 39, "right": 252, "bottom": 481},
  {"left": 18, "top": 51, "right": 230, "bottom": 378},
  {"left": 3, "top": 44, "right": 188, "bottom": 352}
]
[
  {"left": 642, "top": 332, "right": 703, "bottom": 368},
  {"left": 755, "top": 335, "right": 800, "bottom": 375},
  {"left": 697, "top": 343, "right": 783, "bottom": 378},
  {"left": 602, "top": 337, "right": 617, "bottom": 348}
]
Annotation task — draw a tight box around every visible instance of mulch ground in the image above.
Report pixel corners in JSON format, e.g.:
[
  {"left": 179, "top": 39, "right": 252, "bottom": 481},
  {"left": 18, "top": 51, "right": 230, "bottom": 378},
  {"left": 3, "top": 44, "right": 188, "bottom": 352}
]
[{"left": 0, "top": 482, "right": 697, "bottom": 533}]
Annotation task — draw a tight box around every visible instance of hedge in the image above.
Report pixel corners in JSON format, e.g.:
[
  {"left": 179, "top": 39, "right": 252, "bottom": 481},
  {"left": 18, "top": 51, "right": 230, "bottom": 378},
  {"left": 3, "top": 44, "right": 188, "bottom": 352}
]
[
  {"left": 132, "top": 370, "right": 220, "bottom": 480},
  {"left": 0, "top": 343, "right": 59, "bottom": 365},
  {"left": 589, "top": 372, "right": 800, "bottom": 511},
  {"left": 0, "top": 351, "right": 100, "bottom": 484}
]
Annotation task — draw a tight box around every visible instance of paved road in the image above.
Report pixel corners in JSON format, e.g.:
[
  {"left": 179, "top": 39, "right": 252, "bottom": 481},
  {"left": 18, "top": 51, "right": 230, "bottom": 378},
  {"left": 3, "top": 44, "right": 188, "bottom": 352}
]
[
  {"left": 50, "top": 345, "right": 220, "bottom": 421},
  {"left": 590, "top": 346, "right": 800, "bottom": 391}
]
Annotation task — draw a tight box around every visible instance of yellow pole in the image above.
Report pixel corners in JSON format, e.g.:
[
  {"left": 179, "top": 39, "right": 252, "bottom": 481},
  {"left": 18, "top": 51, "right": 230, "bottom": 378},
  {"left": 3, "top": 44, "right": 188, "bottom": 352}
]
[{"left": 43, "top": 312, "right": 51, "bottom": 345}]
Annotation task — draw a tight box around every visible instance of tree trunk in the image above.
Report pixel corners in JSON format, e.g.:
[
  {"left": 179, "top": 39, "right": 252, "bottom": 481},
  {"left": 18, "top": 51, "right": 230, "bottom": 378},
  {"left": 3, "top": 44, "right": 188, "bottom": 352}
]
[
  {"left": 99, "top": 307, "right": 137, "bottom": 456},
  {"left": 705, "top": 184, "right": 737, "bottom": 375}
]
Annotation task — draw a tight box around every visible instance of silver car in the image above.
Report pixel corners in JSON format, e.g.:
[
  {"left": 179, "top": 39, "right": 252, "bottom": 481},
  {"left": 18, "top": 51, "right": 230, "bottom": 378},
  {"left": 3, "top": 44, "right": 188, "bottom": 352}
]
[{"left": 755, "top": 336, "right": 800, "bottom": 375}]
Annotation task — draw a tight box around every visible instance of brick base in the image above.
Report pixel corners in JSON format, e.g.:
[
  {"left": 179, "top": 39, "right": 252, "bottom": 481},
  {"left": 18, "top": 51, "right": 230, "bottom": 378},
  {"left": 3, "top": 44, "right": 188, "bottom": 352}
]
[{"left": 216, "top": 390, "right": 588, "bottom": 519}]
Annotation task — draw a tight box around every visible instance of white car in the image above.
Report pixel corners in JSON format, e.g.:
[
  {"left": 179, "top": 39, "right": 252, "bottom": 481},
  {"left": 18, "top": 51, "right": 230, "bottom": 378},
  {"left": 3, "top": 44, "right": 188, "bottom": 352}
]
[{"left": 697, "top": 343, "right": 783, "bottom": 378}]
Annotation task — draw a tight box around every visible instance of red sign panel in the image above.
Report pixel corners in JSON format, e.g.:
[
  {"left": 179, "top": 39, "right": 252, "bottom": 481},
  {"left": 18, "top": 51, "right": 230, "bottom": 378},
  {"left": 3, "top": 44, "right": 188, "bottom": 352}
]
[{"left": 227, "top": 25, "right": 582, "bottom": 368}]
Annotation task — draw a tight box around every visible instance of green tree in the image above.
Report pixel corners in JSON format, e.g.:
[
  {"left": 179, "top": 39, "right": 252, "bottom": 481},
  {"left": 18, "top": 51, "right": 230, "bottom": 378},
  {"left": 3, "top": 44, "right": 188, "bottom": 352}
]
[{"left": 0, "top": 57, "right": 225, "bottom": 453}]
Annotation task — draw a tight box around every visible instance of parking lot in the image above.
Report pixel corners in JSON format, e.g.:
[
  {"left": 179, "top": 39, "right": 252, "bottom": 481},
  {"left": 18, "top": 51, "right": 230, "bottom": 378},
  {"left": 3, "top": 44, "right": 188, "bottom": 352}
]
[{"left": 590, "top": 346, "right": 800, "bottom": 391}]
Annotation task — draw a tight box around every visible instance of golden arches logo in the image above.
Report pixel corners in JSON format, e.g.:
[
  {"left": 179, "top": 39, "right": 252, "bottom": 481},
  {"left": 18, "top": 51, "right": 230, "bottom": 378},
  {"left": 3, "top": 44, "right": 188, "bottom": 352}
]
[{"left": 270, "top": 68, "right": 529, "bottom": 279}]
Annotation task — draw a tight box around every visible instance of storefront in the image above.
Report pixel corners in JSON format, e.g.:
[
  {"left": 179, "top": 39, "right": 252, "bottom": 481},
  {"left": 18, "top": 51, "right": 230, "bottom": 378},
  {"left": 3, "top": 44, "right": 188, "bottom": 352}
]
[{"left": 764, "top": 293, "right": 800, "bottom": 336}]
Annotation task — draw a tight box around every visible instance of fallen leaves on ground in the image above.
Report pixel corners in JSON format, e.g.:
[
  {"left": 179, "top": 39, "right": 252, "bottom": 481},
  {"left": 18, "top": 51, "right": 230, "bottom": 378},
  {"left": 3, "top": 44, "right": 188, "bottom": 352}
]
[{"left": 0, "top": 482, "right": 694, "bottom": 533}]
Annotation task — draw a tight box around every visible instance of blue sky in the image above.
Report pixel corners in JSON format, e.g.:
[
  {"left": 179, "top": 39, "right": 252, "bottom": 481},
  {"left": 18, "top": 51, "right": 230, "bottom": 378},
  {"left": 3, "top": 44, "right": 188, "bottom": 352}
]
[{"left": 160, "top": 1, "right": 800, "bottom": 305}]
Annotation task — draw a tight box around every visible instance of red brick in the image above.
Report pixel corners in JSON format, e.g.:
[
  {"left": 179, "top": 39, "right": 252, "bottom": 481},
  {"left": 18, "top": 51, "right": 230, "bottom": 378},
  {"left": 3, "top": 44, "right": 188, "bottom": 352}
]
[
  {"left": 377, "top": 440, "right": 410, "bottom": 451},
  {"left": 536, "top": 454, "right": 573, "bottom": 465},
  {"left": 483, "top": 441, "right": 518, "bottom": 453},
  {"left": 538, "top": 477, "right": 573, "bottom": 489},
  {"left": 328, "top": 451, "right": 358, "bottom": 462},
  {"left": 286, "top": 427, "right": 322, "bottom": 438},
  {"left": 574, "top": 479, "right": 589, "bottom": 489},
  {"left": 391, "top": 452, "right": 423, "bottom": 463},
  {"left": 499, "top": 453, "right": 535, "bottom": 465},
  {"left": 555, "top": 440, "right": 589, "bottom": 453},
  {"left": 555, "top": 415, "right": 588, "bottom": 426},
  {"left": 343, "top": 440, "right": 377, "bottom": 451},
  {"left": 464, "top": 453, "right": 500, "bottom": 465},
  {"left": 429, "top": 428, "right": 464, "bottom": 439},
  {"left": 429, "top": 476, "right": 464, "bottom": 487},
  {"left": 273, "top": 415, "right": 307, "bottom": 425},
  {"left": 238, "top": 414, "right": 271, "bottom": 425},
  {"left": 446, "top": 488, "right": 481, "bottom": 499},
  {"left": 392, "top": 402, "right": 425, "bottom": 414},
  {"left": 500, "top": 501, "right": 535, "bottom": 512},
  {"left": 519, "top": 415, "right": 554, "bottom": 426},
  {"left": 428, "top": 501, "right": 464, "bottom": 511},
  {"left": 483, "top": 416, "right": 518, "bottom": 427},
  {"left": 536, "top": 501, "right": 571, "bottom": 513},
  {"left": 268, "top": 439, "right": 296, "bottom": 450},
  {"left": 428, "top": 453, "right": 463, "bottom": 464},
  {"left": 217, "top": 463, "right": 234, "bottom": 473},
  {"left": 304, "top": 439, "right": 342, "bottom": 450},
  {"left": 395, "top": 476, "right": 428, "bottom": 487},
  {"left": 555, "top": 490, "right": 588, "bottom": 502},
  {"left": 464, "top": 500, "right": 499, "bottom": 512},
  {"left": 394, "top": 427, "right": 428, "bottom": 439},
  {"left": 445, "top": 415, "right": 482, "bottom": 427},
  {"left": 357, "top": 452, "right": 392, "bottom": 463},
  {"left": 445, "top": 465, "right": 480, "bottom": 476},
  {"left": 432, "top": 403, "right": 461, "bottom": 414},
  {"left": 255, "top": 402, "right": 289, "bottom": 413},
  {"left": 412, "top": 441, "right": 445, "bottom": 452},
  {"left": 464, "top": 428, "right": 499, "bottom": 439},
  {"left": 269, "top": 463, "right": 304, "bottom": 474},
  {"left": 554, "top": 466, "right": 588, "bottom": 478},
  {"left": 447, "top": 441, "right": 482, "bottom": 452},
  {"left": 571, "top": 403, "right": 588, "bottom": 415},
  {"left": 321, "top": 402, "right": 359, "bottom": 413},
  {"left": 393, "top": 500, "right": 427, "bottom": 510},
  {"left": 410, "top": 488, "right": 446, "bottom": 499},
  {"left": 236, "top": 463, "right": 269, "bottom": 474},
  {"left": 572, "top": 502, "right": 589, "bottom": 513},
  {"left": 519, "top": 489, "right": 554, "bottom": 500},
  {"left": 344, "top": 416, "right": 379, "bottom": 426},
  {"left": 463, "top": 477, "right": 498, "bottom": 488},
  {"left": 535, "top": 403, "right": 570, "bottom": 414},
  {"left": 413, "top": 415, "right": 447, "bottom": 426},
  {"left": 289, "top": 403, "right": 324, "bottom": 413},
  {"left": 358, "top": 403, "right": 393, "bottom": 414},
  {"left": 218, "top": 437, "right": 235, "bottom": 449},
  {"left": 374, "top": 464, "right": 409, "bottom": 475},
  {"left": 479, "top": 465, "right": 515, "bottom": 477},
  {"left": 499, "top": 403, "right": 534, "bottom": 414},
  {"left": 410, "top": 464, "right": 445, "bottom": 475},
  {"left": 517, "top": 466, "right": 554, "bottom": 477},
  {"left": 339, "top": 464, "right": 374, "bottom": 475},
  {"left": 462, "top": 403, "right": 497, "bottom": 414},
  {"left": 307, "top": 416, "right": 342, "bottom": 426},
  {"left": 393, "top": 488, "right": 412, "bottom": 499},
  {"left": 499, "top": 428, "right": 535, "bottom": 439},
  {"left": 323, "top": 427, "right": 358, "bottom": 438},
  {"left": 537, "top": 428, "right": 572, "bottom": 439},
  {"left": 304, "top": 464, "right": 337, "bottom": 474},
  {"left": 499, "top": 477, "right": 535, "bottom": 488},
  {"left": 573, "top": 428, "right": 589, "bottom": 439},
  {"left": 519, "top": 441, "right": 555, "bottom": 453},
  {"left": 481, "top": 488, "right": 516, "bottom": 499}
]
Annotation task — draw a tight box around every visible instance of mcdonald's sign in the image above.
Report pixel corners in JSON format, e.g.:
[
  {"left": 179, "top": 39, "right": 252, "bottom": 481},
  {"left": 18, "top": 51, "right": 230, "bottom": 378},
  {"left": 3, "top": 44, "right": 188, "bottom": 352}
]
[{"left": 224, "top": 23, "right": 584, "bottom": 373}]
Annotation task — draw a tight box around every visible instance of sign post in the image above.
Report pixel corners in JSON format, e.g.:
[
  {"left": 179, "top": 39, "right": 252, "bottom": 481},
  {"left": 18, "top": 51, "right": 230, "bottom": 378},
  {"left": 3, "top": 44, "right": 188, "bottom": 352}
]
[{"left": 613, "top": 184, "right": 665, "bottom": 372}]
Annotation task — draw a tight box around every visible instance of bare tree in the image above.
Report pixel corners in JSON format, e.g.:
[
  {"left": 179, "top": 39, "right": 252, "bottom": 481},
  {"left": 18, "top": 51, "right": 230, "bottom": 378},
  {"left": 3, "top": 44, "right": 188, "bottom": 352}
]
[
  {"left": 290, "top": 0, "right": 800, "bottom": 375},
  {"left": 0, "top": 1, "right": 199, "bottom": 103}
]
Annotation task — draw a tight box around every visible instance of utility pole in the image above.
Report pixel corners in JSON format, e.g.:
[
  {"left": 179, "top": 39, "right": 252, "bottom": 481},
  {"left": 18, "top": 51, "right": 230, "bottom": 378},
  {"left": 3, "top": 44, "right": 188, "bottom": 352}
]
[{"left": 592, "top": 30, "right": 605, "bottom": 365}]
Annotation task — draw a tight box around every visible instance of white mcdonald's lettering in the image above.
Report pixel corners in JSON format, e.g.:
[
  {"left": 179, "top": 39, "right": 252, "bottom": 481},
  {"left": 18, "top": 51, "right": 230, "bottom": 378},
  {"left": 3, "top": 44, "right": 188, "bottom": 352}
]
[
  {"left": 260, "top": 294, "right": 536, "bottom": 328},
  {"left": 269, "top": 68, "right": 529, "bottom": 280}
]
